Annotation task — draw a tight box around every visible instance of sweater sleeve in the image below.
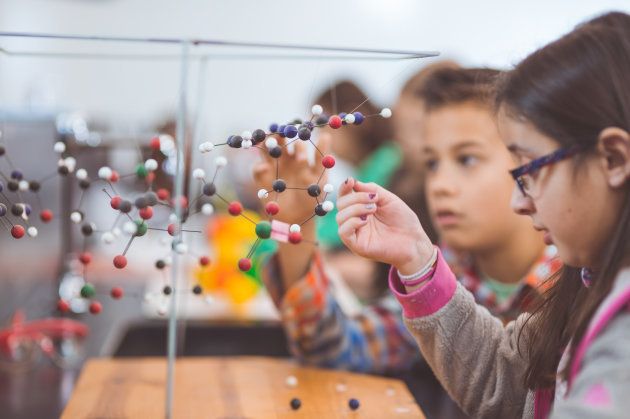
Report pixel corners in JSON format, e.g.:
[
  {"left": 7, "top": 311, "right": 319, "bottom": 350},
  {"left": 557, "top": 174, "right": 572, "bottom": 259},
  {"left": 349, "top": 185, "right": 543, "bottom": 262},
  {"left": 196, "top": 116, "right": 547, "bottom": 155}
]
[
  {"left": 550, "top": 311, "right": 630, "bottom": 418},
  {"left": 262, "top": 252, "right": 420, "bottom": 373},
  {"left": 389, "top": 250, "right": 531, "bottom": 418}
]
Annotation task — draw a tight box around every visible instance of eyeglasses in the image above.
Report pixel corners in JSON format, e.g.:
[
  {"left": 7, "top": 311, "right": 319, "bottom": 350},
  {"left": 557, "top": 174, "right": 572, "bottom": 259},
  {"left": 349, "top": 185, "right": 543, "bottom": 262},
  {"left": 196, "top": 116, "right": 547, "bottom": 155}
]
[{"left": 509, "top": 146, "right": 582, "bottom": 197}]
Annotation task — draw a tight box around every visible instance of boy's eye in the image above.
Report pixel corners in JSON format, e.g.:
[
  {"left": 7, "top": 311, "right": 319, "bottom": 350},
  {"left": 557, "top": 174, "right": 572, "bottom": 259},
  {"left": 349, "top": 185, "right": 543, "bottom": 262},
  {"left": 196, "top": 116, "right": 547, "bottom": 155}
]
[
  {"left": 425, "top": 158, "right": 438, "bottom": 172},
  {"left": 458, "top": 155, "right": 478, "bottom": 167}
]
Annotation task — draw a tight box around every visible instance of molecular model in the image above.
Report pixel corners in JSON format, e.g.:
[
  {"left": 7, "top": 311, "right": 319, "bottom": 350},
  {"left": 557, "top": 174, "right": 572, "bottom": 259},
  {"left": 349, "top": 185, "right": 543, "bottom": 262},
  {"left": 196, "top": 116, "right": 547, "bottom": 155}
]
[{"left": 0, "top": 104, "right": 392, "bottom": 316}]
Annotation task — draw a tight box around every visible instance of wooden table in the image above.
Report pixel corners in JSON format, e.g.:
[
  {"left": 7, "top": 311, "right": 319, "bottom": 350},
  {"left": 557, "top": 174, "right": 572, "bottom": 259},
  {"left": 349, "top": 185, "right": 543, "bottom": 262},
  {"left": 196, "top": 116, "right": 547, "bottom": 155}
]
[{"left": 62, "top": 357, "right": 425, "bottom": 418}]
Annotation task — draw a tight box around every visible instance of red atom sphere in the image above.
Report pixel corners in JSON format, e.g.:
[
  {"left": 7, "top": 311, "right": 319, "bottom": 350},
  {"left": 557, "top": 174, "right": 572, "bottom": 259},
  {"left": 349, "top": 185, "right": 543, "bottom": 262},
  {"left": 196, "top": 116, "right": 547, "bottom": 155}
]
[
  {"left": 289, "top": 231, "right": 302, "bottom": 244},
  {"left": 173, "top": 195, "right": 188, "bottom": 209},
  {"left": 79, "top": 252, "right": 92, "bottom": 265},
  {"left": 238, "top": 258, "right": 252, "bottom": 272},
  {"left": 40, "top": 209, "right": 53, "bottom": 223},
  {"left": 265, "top": 201, "right": 280, "bottom": 216},
  {"left": 11, "top": 225, "right": 25, "bottom": 239},
  {"left": 139, "top": 207, "right": 154, "bottom": 220},
  {"left": 328, "top": 115, "right": 343, "bottom": 129},
  {"left": 228, "top": 201, "right": 243, "bottom": 216},
  {"left": 145, "top": 172, "right": 156, "bottom": 184},
  {"left": 57, "top": 299, "right": 71, "bottom": 313},
  {"left": 157, "top": 188, "right": 170, "bottom": 201},
  {"left": 150, "top": 136, "right": 161, "bottom": 150},
  {"left": 322, "top": 155, "right": 336, "bottom": 169},
  {"left": 167, "top": 223, "right": 178, "bottom": 236},
  {"left": 110, "top": 171, "right": 120, "bottom": 183},
  {"left": 199, "top": 256, "right": 210, "bottom": 266},
  {"left": 113, "top": 255, "right": 127, "bottom": 269},
  {"left": 110, "top": 287, "right": 124, "bottom": 299},
  {"left": 110, "top": 196, "right": 122, "bottom": 210},
  {"left": 89, "top": 301, "right": 102, "bottom": 315}
]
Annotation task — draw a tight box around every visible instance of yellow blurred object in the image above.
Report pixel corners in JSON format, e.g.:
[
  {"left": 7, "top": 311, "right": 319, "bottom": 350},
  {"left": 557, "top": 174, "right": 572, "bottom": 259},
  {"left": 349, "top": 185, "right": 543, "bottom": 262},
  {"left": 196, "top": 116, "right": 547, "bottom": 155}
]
[{"left": 195, "top": 210, "right": 273, "bottom": 305}]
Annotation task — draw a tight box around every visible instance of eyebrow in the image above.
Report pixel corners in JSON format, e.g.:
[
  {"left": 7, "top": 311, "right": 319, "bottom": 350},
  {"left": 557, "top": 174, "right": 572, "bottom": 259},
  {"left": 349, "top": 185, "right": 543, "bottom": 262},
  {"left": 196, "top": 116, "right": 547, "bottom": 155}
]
[
  {"left": 422, "top": 140, "right": 485, "bottom": 154},
  {"left": 506, "top": 143, "right": 532, "bottom": 154}
]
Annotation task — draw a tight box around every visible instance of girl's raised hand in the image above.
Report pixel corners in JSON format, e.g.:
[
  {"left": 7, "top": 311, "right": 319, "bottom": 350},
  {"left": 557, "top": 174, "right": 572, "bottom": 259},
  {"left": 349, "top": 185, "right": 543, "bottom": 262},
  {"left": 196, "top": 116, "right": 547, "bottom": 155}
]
[{"left": 336, "top": 178, "right": 435, "bottom": 275}]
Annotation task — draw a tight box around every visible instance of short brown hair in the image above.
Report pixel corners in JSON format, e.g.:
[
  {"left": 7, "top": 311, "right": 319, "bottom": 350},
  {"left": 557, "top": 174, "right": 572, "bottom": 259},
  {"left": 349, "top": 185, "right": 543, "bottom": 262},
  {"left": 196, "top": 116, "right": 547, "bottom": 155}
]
[{"left": 416, "top": 67, "right": 501, "bottom": 111}]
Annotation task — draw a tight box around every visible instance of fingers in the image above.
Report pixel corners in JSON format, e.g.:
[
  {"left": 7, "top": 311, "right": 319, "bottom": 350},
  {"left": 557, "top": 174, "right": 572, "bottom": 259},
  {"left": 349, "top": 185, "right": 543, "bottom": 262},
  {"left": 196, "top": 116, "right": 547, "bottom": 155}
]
[
  {"left": 336, "top": 190, "right": 378, "bottom": 214},
  {"left": 352, "top": 180, "right": 379, "bottom": 194},
  {"left": 338, "top": 176, "right": 357, "bottom": 199},
  {"left": 338, "top": 216, "right": 369, "bottom": 250},
  {"left": 252, "top": 161, "right": 272, "bottom": 185},
  {"left": 335, "top": 201, "right": 378, "bottom": 226}
]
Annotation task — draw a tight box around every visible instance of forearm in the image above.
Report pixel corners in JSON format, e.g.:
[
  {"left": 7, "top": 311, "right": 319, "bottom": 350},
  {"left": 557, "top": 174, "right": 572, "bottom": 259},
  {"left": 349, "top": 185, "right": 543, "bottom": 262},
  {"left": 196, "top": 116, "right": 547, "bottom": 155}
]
[
  {"left": 276, "top": 222, "right": 316, "bottom": 290},
  {"left": 390, "top": 253, "right": 530, "bottom": 417}
]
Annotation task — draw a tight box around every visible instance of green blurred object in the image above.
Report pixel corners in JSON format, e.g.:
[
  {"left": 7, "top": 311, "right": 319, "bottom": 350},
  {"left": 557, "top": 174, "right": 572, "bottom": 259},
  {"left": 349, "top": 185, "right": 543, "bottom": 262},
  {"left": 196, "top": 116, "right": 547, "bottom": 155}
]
[
  {"left": 135, "top": 164, "right": 148, "bottom": 179},
  {"left": 316, "top": 142, "right": 402, "bottom": 250},
  {"left": 80, "top": 284, "right": 96, "bottom": 299}
]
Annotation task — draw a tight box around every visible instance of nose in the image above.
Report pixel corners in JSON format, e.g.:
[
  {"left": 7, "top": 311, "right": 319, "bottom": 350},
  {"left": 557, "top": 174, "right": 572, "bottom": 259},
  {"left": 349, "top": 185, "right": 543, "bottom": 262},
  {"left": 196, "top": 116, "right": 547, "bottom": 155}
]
[
  {"left": 426, "top": 164, "right": 458, "bottom": 198},
  {"left": 511, "top": 186, "right": 535, "bottom": 215}
]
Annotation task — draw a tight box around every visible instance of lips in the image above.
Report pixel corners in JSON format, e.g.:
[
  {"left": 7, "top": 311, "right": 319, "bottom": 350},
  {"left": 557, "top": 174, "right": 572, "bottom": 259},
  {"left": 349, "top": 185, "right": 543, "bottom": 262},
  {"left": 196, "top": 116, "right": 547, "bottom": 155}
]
[
  {"left": 434, "top": 209, "right": 460, "bottom": 227},
  {"left": 533, "top": 225, "right": 554, "bottom": 245}
]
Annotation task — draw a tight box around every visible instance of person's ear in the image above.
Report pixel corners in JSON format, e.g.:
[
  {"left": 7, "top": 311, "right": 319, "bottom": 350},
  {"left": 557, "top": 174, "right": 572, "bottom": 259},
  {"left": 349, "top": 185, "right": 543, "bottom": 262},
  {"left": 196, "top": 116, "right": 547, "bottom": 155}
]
[{"left": 597, "top": 127, "right": 630, "bottom": 188}]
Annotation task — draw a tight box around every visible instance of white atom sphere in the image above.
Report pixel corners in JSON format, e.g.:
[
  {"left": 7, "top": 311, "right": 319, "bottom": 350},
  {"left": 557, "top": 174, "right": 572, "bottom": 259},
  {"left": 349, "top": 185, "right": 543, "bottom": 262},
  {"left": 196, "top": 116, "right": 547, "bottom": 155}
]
[
  {"left": 76, "top": 169, "right": 88, "bottom": 180},
  {"left": 123, "top": 221, "right": 138, "bottom": 236},
  {"left": 53, "top": 141, "right": 66, "bottom": 153},
  {"left": 164, "top": 256, "right": 173, "bottom": 266},
  {"left": 285, "top": 375, "right": 298, "bottom": 387},
  {"left": 145, "top": 159, "right": 158, "bottom": 171},
  {"left": 203, "top": 142, "right": 215, "bottom": 152},
  {"left": 175, "top": 242, "right": 188, "bottom": 254},
  {"left": 257, "top": 189, "right": 269, "bottom": 199},
  {"left": 215, "top": 156, "right": 228, "bottom": 168},
  {"left": 27, "top": 227, "right": 38, "bottom": 237},
  {"left": 157, "top": 305, "right": 168, "bottom": 316},
  {"left": 159, "top": 134, "right": 175, "bottom": 153},
  {"left": 64, "top": 157, "right": 76, "bottom": 172},
  {"left": 112, "top": 227, "right": 122, "bottom": 237},
  {"left": 168, "top": 213, "right": 178, "bottom": 223},
  {"left": 311, "top": 104, "right": 323, "bottom": 115},
  {"left": 344, "top": 113, "right": 356, "bottom": 124},
  {"left": 70, "top": 211, "right": 83, "bottom": 224},
  {"left": 101, "top": 232, "right": 115, "bottom": 244},
  {"left": 322, "top": 200, "right": 334, "bottom": 212},
  {"left": 265, "top": 137, "right": 278, "bottom": 149},
  {"left": 18, "top": 180, "right": 29, "bottom": 191},
  {"left": 201, "top": 203, "right": 214, "bottom": 215},
  {"left": 241, "top": 131, "right": 252, "bottom": 141},
  {"left": 289, "top": 224, "right": 301, "bottom": 233},
  {"left": 192, "top": 168, "right": 206, "bottom": 180},
  {"left": 380, "top": 108, "right": 392, "bottom": 118},
  {"left": 323, "top": 183, "right": 334, "bottom": 193},
  {"left": 98, "top": 166, "right": 112, "bottom": 180},
  {"left": 242, "top": 140, "right": 252, "bottom": 149}
]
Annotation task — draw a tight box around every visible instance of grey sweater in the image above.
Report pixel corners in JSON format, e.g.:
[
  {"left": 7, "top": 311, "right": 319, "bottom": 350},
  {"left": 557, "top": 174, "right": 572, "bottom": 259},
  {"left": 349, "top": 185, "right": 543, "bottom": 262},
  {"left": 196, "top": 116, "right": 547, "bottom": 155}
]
[{"left": 389, "top": 251, "right": 630, "bottom": 418}]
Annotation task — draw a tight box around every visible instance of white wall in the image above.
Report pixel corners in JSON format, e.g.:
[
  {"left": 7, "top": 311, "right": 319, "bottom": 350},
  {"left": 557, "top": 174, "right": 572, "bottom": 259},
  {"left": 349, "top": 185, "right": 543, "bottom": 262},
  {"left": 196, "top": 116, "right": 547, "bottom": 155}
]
[{"left": 1, "top": 0, "right": 629, "bottom": 142}]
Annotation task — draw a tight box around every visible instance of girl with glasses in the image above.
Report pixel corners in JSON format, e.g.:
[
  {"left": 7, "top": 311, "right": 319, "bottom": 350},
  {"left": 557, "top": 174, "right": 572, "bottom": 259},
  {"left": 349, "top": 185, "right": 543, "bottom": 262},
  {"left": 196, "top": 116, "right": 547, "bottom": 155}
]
[{"left": 337, "top": 11, "right": 630, "bottom": 418}]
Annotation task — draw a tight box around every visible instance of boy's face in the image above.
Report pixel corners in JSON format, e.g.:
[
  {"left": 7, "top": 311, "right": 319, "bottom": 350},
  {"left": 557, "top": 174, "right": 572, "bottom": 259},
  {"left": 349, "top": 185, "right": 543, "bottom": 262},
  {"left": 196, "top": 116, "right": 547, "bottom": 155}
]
[{"left": 422, "top": 102, "right": 537, "bottom": 252}]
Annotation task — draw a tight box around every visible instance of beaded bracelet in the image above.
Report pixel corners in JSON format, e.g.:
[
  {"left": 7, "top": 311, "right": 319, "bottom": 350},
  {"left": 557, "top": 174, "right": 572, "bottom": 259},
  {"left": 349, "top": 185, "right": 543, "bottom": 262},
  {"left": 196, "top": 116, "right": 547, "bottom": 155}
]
[{"left": 398, "top": 246, "right": 438, "bottom": 285}]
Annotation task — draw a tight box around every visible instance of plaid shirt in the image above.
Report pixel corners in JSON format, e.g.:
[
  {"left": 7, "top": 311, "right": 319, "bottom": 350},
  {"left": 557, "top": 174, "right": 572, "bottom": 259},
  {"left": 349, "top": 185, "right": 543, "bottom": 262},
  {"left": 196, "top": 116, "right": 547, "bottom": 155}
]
[{"left": 264, "top": 245, "right": 560, "bottom": 373}]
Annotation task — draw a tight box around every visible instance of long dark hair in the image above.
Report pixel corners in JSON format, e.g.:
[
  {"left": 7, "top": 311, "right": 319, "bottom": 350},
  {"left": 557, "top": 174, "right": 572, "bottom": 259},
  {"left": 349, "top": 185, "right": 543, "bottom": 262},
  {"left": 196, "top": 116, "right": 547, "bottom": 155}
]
[{"left": 495, "top": 12, "right": 630, "bottom": 389}]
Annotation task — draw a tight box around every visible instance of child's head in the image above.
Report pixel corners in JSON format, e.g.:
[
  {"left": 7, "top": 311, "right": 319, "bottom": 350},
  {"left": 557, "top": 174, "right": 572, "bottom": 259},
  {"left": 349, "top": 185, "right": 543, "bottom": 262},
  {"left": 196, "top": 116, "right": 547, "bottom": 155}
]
[
  {"left": 496, "top": 11, "right": 630, "bottom": 270},
  {"left": 495, "top": 11, "right": 630, "bottom": 389},
  {"left": 417, "top": 67, "right": 543, "bottom": 254},
  {"left": 392, "top": 60, "right": 459, "bottom": 166}
]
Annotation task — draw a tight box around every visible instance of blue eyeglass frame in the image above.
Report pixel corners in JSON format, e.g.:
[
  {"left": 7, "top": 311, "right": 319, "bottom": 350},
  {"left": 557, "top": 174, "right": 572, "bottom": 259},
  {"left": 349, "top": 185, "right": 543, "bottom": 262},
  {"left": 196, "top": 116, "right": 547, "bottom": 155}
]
[{"left": 509, "top": 146, "right": 583, "bottom": 196}]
